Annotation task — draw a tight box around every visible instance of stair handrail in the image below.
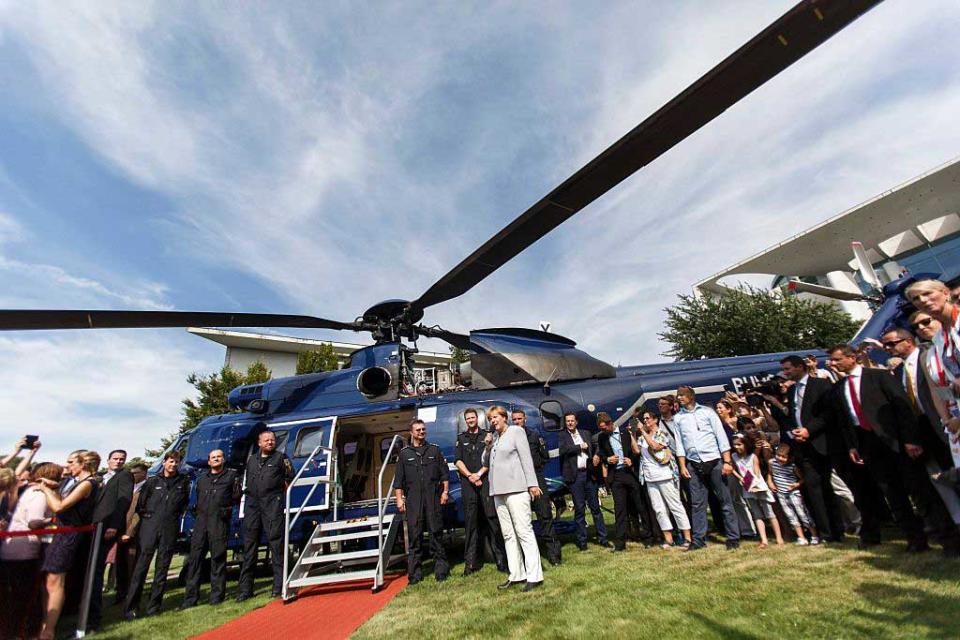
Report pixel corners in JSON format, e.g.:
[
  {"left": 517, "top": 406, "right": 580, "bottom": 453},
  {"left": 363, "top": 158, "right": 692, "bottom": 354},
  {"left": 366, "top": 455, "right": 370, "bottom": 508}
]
[
  {"left": 374, "top": 434, "right": 401, "bottom": 586},
  {"left": 283, "top": 442, "right": 335, "bottom": 599}
]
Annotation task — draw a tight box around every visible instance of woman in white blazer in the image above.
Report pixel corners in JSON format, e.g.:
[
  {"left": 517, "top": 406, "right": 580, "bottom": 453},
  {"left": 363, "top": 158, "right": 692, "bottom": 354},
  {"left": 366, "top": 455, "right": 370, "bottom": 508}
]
[{"left": 485, "top": 405, "right": 543, "bottom": 591}]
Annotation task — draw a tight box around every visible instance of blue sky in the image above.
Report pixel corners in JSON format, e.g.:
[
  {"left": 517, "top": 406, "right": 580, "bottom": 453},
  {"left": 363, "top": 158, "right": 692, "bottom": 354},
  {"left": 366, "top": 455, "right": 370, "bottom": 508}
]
[{"left": 2, "top": 0, "right": 959, "bottom": 462}]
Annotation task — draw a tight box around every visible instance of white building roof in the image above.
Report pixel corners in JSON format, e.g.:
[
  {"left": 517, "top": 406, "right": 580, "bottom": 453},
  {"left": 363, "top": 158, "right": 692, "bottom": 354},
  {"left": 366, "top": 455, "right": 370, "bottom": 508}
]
[{"left": 696, "top": 157, "right": 960, "bottom": 294}]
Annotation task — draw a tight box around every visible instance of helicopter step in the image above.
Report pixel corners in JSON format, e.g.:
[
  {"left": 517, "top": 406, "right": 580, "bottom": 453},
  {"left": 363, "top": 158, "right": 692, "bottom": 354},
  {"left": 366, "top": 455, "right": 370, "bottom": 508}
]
[{"left": 282, "top": 435, "right": 407, "bottom": 599}]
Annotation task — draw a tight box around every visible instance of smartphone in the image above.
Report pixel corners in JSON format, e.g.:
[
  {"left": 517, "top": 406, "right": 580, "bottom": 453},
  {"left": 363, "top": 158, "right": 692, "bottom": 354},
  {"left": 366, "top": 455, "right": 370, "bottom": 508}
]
[{"left": 23, "top": 435, "right": 39, "bottom": 449}]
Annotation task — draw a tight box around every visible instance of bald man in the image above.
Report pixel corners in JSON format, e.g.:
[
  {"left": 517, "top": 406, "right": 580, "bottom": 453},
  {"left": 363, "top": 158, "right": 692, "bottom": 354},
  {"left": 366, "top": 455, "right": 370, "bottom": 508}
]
[{"left": 181, "top": 449, "right": 241, "bottom": 608}]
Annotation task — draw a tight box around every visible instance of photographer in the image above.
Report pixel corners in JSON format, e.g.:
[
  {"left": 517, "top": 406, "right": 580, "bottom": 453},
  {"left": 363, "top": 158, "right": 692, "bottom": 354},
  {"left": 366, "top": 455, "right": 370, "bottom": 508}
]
[{"left": 2, "top": 436, "right": 42, "bottom": 497}]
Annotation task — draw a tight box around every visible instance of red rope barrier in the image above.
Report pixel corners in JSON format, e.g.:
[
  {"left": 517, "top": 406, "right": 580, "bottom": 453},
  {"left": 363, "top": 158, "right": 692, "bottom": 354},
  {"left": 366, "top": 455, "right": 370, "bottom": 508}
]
[{"left": 0, "top": 524, "right": 96, "bottom": 538}]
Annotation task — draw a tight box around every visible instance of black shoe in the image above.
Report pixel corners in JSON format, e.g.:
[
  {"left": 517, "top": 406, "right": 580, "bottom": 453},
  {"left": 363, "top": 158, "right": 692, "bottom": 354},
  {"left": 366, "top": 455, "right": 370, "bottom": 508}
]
[
  {"left": 597, "top": 540, "right": 612, "bottom": 548},
  {"left": 123, "top": 611, "right": 137, "bottom": 622},
  {"left": 496, "top": 565, "right": 509, "bottom": 574},
  {"left": 725, "top": 541, "right": 740, "bottom": 550},
  {"left": 857, "top": 538, "right": 880, "bottom": 550},
  {"left": 235, "top": 593, "right": 253, "bottom": 603},
  {"left": 521, "top": 581, "right": 542, "bottom": 592},
  {"left": 408, "top": 575, "right": 423, "bottom": 585},
  {"left": 435, "top": 573, "right": 448, "bottom": 582},
  {"left": 547, "top": 557, "right": 562, "bottom": 566},
  {"left": 209, "top": 599, "right": 224, "bottom": 606},
  {"left": 144, "top": 608, "right": 159, "bottom": 617},
  {"left": 610, "top": 545, "right": 627, "bottom": 553},
  {"left": 463, "top": 567, "right": 478, "bottom": 577},
  {"left": 683, "top": 544, "right": 704, "bottom": 553},
  {"left": 906, "top": 539, "right": 930, "bottom": 554},
  {"left": 576, "top": 543, "right": 588, "bottom": 551},
  {"left": 178, "top": 602, "right": 196, "bottom": 611},
  {"left": 497, "top": 579, "right": 521, "bottom": 590},
  {"left": 271, "top": 590, "right": 282, "bottom": 598}
]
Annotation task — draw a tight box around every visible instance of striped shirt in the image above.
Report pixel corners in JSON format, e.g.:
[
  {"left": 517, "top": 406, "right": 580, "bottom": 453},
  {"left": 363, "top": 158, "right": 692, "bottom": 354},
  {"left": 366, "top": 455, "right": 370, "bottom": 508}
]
[{"left": 769, "top": 459, "right": 799, "bottom": 493}]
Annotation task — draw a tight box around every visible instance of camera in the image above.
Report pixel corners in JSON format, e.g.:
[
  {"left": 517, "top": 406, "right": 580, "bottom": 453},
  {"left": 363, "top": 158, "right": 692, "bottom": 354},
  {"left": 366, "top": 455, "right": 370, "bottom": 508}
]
[
  {"left": 23, "top": 435, "right": 39, "bottom": 449},
  {"left": 741, "top": 379, "right": 783, "bottom": 402}
]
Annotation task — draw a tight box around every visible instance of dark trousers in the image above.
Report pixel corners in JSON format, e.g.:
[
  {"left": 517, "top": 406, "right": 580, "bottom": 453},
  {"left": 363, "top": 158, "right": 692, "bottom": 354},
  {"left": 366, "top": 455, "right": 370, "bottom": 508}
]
[
  {"left": 114, "top": 538, "right": 138, "bottom": 603},
  {"left": 853, "top": 430, "right": 925, "bottom": 544},
  {"left": 124, "top": 524, "right": 178, "bottom": 615},
  {"left": 461, "top": 482, "right": 507, "bottom": 570},
  {"left": 0, "top": 558, "right": 42, "bottom": 639},
  {"left": 568, "top": 469, "right": 608, "bottom": 545},
  {"left": 796, "top": 448, "right": 840, "bottom": 540},
  {"left": 183, "top": 515, "right": 230, "bottom": 605},
  {"left": 406, "top": 498, "right": 449, "bottom": 581},
  {"left": 687, "top": 459, "right": 740, "bottom": 547},
  {"left": 238, "top": 496, "right": 285, "bottom": 596},
  {"left": 610, "top": 468, "right": 651, "bottom": 547},
  {"left": 531, "top": 471, "right": 562, "bottom": 563}
]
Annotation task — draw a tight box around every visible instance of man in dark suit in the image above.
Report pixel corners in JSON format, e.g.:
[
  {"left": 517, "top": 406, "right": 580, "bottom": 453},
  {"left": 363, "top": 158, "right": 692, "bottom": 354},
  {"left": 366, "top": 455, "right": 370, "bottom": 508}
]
[
  {"left": 87, "top": 449, "right": 134, "bottom": 632},
  {"left": 780, "top": 355, "right": 845, "bottom": 541},
  {"left": 558, "top": 412, "right": 609, "bottom": 550},
  {"left": 827, "top": 344, "right": 928, "bottom": 551},
  {"left": 882, "top": 328, "right": 960, "bottom": 555},
  {"left": 596, "top": 412, "right": 651, "bottom": 550}
]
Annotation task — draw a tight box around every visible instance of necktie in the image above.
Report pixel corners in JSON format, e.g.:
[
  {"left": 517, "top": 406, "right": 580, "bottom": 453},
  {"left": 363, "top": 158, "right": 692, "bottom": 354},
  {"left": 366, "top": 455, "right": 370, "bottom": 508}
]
[
  {"left": 904, "top": 364, "right": 921, "bottom": 415},
  {"left": 847, "top": 375, "right": 873, "bottom": 431}
]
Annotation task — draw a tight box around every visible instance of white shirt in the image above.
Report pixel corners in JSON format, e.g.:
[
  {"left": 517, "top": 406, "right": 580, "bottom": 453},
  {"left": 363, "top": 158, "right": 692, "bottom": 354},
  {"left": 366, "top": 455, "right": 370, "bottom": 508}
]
[
  {"left": 793, "top": 374, "right": 809, "bottom": 427},
  {"left": 842, "top": 365, "right": 864, "bottom": 426},
  {"left": 639, "top": 435, "right": 674, "bottom": 483},
  {"left": 569, "top": 429, "right": 588, "bottom": 469}
]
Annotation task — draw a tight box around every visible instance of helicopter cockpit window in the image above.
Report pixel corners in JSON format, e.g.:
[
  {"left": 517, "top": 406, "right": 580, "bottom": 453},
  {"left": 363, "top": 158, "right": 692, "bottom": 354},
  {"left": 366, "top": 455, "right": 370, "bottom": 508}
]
[
  {"left": 294, "top": 427, "right": 324, "bottom": 458},
  {"left": 456, "top": 408, "right": 490, "bottom": 434},
  {"left": 540, "top": 401, "right": 563, "bottom": 432}
]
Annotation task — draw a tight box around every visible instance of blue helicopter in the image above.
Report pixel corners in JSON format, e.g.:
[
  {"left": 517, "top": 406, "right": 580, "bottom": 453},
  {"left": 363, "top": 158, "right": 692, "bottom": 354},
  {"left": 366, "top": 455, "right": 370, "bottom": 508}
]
[{"left": 1, "top": 1, "right": 892, "bottom": 594}]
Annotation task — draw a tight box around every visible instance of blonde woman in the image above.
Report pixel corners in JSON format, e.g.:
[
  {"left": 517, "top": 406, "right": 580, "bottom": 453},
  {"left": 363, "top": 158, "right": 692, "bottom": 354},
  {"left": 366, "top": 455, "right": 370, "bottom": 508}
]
[
  {"left": 486, "top": 405, "right": 543, "bottom": 592},
  {"left": 35, "top": 450, "right": 100, "bottom": 640}
]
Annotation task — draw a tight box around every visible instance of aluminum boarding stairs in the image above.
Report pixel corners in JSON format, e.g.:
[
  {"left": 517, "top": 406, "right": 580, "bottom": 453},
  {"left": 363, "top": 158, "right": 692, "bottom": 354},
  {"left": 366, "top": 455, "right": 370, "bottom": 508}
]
[{"left": 282, "top": 436, "right": 406, "bottom": 599}]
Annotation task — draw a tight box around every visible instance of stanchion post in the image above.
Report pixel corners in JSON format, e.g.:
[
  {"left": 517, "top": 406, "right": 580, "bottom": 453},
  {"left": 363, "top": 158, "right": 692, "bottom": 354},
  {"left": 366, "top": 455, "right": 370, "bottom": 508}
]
[{"left": 75, "top": 522, "right": 103, "bottom": 639}]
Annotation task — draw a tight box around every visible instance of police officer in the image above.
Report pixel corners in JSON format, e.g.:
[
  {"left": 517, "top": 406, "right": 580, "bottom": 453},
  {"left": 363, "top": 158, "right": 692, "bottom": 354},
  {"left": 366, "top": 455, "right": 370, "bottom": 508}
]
[
  {"left": 455, "top": 409, "right": 508, "bottom": 576},
  {"left": 180, "top": 449, "right": 240, "bottom": 609},
  {"left": 512, "top": 409, "right": 562, "bottom": 565},
  {"left": 123, "top": 451, "right": 190, "bottom": 619},
  {"left": 236, "top": 429, "right": 294, "bottom": 601},
  {"left": 394, "top": 418, "right": 450, "bottom": 584}
]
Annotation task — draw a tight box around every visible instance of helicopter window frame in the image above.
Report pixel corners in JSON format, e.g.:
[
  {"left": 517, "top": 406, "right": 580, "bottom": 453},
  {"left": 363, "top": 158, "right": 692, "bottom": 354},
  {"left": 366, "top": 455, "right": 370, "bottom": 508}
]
[
  {"left": 539, "top": 401, "right": 564, "bottom": 432},
  {"left": 293, "top": 427, "right": 325, "bottom": 458}
]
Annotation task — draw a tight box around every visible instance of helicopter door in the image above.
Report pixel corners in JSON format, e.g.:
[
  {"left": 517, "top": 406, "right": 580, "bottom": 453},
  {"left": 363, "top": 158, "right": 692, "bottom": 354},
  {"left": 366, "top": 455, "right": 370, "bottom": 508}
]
[{"left": 270, "top": 415, "right": 338, "bottom": 514}]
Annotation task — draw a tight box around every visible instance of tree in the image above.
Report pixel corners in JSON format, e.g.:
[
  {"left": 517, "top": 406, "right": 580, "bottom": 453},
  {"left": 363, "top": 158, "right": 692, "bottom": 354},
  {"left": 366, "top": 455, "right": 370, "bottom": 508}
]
[
  {"left": 659, "top": 286, "right": 862, "bottom": 361},
  {"left": 296, "top": 343, "right": 340, "bottom": 374},
  {"left": 146, "top": 361, "right": 272, "bottom": 457},
  {"left": 448, "top": 345, "right": 471, "bottom": 364}
]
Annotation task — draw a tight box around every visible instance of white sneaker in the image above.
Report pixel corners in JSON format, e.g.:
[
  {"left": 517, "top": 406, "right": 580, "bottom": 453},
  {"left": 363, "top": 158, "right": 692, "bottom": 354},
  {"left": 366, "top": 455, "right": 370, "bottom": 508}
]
[
  {"left": 795, "top": 538, "right": 809, "bottom": 546},
  {"left": 809, "top": 536, "right": 820, "bottom": 545}
]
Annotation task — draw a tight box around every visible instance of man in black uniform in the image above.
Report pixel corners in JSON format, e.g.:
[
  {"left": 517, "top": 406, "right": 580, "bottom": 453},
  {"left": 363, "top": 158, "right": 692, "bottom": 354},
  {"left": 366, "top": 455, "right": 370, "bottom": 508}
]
[
  {"left": 236, "top": 429, "right": 294, "bottom": 600},
  {"left": 455, "top": 409, "right": 507, "bottom": 575},
  {"left": 394, "top": 418, "right": 450, "bottom": 584},
  {"left": 512, "top": 409, "right": 562, "bottom": 565},
  {"left": 181, "top": 449, "right": 241, "bottom": 609},
  {"left": 123, "top": 451, "right": 190, "bottom": 619}
]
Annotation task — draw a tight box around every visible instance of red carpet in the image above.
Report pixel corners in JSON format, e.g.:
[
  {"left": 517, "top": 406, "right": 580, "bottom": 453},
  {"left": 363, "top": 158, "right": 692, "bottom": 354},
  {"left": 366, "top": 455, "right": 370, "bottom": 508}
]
[{"left": 190, "top": 576, "right": 407, "bottom": 640}]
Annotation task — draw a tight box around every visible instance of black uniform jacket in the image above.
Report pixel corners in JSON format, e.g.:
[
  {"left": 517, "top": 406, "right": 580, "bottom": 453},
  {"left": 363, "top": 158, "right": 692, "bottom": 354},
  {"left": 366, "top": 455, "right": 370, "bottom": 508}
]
[
  {"left": 834, "top": 367, "right": 920, "bottom": 454},
  {"left": 93, "top": 469, "right": 134, "bottom": 534},
  {"left": 136, "top": 473, "right": 190, "bottom": 531},
  {"left": 558, "top": 428, "right": 597, "bottom": 484},
  {"left": 243, "top": 450, "right": 294, "bottom": 505},
  {"left": 455, "top": 430, "right": 488, "bottom": 474},
  {"left": 195, "top": 468, "right": 240, "bottom": 521},
  {"left": 784, "top": 376, "right": 845, "bottom": 456},
  {"left": 395, "top": 443, "right": 447, "bottom": 497},
  {"left": 597, "top": 425, "right": 640, "bottom": 471}
]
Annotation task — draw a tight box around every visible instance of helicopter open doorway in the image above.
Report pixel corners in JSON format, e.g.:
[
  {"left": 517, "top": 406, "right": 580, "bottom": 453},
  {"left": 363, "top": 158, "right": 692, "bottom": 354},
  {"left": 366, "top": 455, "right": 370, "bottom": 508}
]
[{"left": 334, "top": 408, "right": 416, "bottom": 508}]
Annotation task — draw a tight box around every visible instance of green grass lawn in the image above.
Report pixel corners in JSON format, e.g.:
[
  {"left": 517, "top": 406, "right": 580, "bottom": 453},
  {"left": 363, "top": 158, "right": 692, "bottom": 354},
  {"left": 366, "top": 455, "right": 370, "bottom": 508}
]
[{"left": 55, "top": 502, "right": 960, "bottom": 640}]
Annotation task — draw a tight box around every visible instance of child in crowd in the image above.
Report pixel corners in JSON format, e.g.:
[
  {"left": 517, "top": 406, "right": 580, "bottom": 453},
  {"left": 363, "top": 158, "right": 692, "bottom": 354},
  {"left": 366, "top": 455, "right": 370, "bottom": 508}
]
[
  {"left": 768, "top": 443, "right": 820, "bottom": 545},
  {"left": 731, "top": 435, "right": 783, "bottom": 548}
]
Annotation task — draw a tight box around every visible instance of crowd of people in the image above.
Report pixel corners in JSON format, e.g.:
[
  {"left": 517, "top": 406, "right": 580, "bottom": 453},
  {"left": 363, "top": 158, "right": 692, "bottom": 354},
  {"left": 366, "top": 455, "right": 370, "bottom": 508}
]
[{"left": 4, "top": 277, "right": 960, "bottom": 633}]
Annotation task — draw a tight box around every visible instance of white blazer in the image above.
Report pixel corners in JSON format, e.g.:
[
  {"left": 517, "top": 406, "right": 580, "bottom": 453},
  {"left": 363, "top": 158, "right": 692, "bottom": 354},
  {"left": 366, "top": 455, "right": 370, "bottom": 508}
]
[{"left": 487, "top": 424, "right": 539, "bottom": 496}]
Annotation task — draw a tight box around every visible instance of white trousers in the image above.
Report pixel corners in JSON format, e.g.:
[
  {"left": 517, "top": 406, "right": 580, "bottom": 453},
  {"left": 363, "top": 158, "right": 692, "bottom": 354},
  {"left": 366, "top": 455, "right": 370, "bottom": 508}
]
[
  {"left": 646, "top": 478, "right": 690, "bottom": 531},
  {"left": 494, "top": 491, "right": 543, "bottom": 583}
]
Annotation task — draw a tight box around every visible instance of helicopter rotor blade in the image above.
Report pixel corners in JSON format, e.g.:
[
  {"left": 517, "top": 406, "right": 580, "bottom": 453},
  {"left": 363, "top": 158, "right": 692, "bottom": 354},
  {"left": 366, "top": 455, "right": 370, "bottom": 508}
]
[
  {"left": 0, "top": 310, "right": 360, "bottom": 332},
  {"left": 408, "top": 0, "right": 883, "bottom": 314},
  {"left": 416, "top": 325, "right": 473, "bottom": 351}
]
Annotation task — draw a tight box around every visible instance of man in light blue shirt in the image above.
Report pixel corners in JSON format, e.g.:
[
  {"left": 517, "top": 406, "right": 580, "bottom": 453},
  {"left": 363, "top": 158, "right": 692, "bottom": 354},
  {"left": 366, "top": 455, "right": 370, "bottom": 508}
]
[{"left": 673, "top": 385, "right": 740, "bottom": 550}]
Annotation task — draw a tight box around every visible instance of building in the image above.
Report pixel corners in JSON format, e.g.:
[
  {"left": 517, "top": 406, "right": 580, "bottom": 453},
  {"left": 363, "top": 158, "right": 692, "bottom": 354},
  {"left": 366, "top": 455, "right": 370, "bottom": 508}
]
[
  {"left": 187, "top": 327, "right": 455, "bottom": 392},
  {"left": 695, "top": 157, "right": 960, "bottom": 319}
]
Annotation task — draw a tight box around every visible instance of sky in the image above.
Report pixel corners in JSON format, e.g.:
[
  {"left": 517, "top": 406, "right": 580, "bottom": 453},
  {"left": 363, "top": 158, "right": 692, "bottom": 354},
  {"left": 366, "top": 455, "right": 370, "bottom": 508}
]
[{"left": 1, "top": 0, "right": 959, "bottom": 462}]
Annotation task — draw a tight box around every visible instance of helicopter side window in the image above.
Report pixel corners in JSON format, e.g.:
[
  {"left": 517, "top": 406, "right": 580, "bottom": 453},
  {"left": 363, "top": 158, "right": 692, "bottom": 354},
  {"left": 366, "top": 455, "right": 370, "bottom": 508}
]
[
  {"left": 540, "top": 401, "right": 563, "bottom": 432},
  {"left": 294, "top": 427, "right": 324, "bottom": 458}
]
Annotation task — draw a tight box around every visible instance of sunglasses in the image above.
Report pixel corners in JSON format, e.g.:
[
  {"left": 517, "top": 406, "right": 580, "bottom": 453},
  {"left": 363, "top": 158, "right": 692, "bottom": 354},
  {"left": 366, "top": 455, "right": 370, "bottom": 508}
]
[
  {"left": 881, "top": 338, "right": 905, "bottom": 349},
  {"left": 910, "top": 317, "right": 934, "bottom": 330}
]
